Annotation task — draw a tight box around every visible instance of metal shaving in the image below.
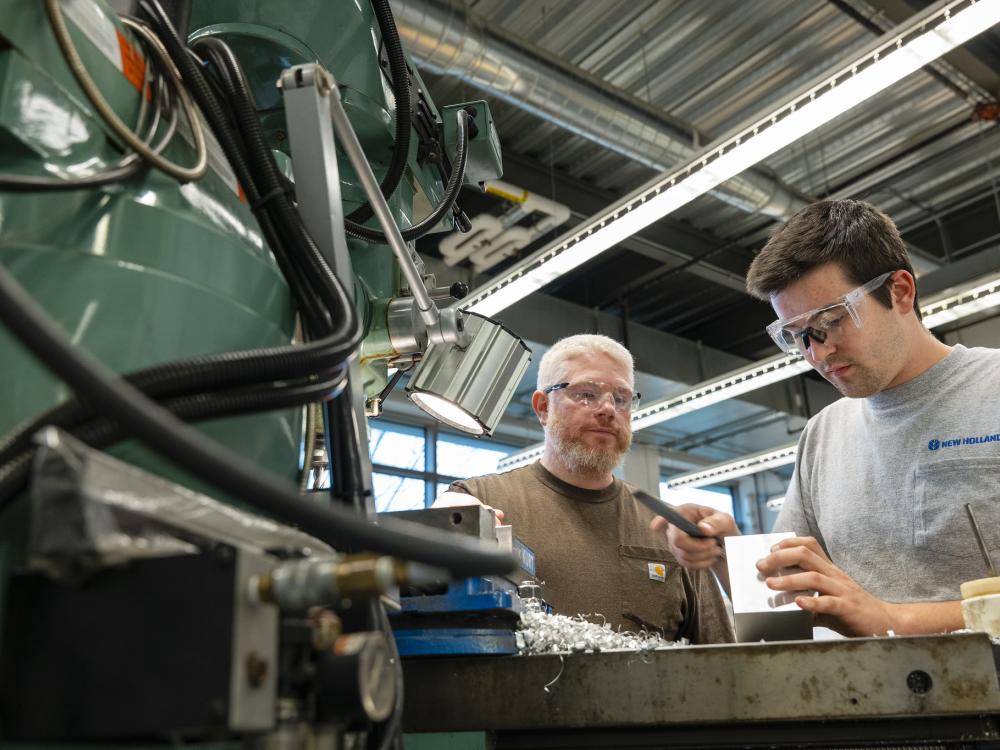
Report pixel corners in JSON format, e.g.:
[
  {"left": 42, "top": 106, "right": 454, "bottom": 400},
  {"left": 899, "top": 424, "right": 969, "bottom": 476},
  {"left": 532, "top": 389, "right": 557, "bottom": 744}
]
[{"left": 515, "top": 596, "right": 687, "bottom": 655}]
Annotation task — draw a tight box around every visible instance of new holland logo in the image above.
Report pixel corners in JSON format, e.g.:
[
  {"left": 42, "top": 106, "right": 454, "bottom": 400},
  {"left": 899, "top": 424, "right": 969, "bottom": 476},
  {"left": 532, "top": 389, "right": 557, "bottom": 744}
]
[{"left": 928, "top": 433, "right": 1000, "bottom": 451}]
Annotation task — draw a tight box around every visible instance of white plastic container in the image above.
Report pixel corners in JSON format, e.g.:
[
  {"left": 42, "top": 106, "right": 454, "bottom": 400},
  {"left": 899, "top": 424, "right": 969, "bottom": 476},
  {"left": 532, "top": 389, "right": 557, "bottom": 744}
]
[{"left": 960, "top": 576, "right": 1000, "bottom": 636}]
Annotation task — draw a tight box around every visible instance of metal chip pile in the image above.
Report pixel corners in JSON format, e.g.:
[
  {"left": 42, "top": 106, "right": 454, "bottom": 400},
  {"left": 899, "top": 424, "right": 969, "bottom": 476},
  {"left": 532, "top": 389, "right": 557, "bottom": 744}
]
[{"left": 515, "top": 599, "right": 687, "bottom": 655}]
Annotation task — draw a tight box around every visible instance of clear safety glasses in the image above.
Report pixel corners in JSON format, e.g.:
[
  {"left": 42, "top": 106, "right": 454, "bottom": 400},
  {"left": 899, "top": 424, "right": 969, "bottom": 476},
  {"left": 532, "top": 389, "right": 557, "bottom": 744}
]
[
  {"left": 766, "top": 272, "right": 894, "bottom": 354},
  {"left": 542, "top": 380, "right": 640, "bottom": 414}
]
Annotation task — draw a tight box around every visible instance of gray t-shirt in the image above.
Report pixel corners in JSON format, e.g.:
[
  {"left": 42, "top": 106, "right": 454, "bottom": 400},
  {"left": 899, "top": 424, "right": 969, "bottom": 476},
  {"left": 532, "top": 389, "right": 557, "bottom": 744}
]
[{"left": 775, "top": 344, "right": 1000, "bottom": 602}]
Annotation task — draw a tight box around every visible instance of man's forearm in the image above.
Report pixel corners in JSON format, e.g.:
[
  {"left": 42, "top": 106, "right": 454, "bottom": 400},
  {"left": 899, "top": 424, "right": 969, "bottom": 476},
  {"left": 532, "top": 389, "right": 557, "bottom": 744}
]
[{"left": 887, "top": 600, "right": 964, "bottom": 635}]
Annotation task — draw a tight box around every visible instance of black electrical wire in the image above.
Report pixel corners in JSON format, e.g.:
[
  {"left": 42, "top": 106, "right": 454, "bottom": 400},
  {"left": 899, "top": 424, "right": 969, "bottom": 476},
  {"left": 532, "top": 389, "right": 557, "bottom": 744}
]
[
  {"left": 0, "top": 262, "right": 514, "bottom": 576},
  {"left": 0, "top": 374, "right": 347, "bottom": 506},
  {"left": 138, "top": 0, "right": 340, "bottom": 337},
  {"left": 189, "top": 35, "right": 355, "bottom": 340},
  {"left": 344, "top": 109, "right": 471, "bottom": 244},
  {"left": 344, "top": 0, "right": 411, "bottom": 226},
  {"left": 0, "top": 343, "right": 352, "bottom": 465}
]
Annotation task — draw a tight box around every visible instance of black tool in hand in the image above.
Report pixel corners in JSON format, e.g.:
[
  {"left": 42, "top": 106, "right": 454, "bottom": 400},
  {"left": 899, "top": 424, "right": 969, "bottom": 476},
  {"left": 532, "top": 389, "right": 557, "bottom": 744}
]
[{"left": 634, "top": 489, "right": 725, "bottom": 548}]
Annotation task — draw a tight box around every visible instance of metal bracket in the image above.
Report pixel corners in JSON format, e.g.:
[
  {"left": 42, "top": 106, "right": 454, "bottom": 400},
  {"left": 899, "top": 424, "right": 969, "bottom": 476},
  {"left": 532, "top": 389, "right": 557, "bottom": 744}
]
[{"left": 279, "top": 63, "right": 376, "bottom": 511}]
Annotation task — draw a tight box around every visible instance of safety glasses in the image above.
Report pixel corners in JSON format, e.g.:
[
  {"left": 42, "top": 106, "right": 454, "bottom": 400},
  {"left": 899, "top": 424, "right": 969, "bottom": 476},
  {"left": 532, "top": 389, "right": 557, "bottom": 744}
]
[
  {"left": 542, "top": 380, "right": 640, "bottom": 413},
  {"left": 766, "top": 272, "right": 894, "bottom": 354}
]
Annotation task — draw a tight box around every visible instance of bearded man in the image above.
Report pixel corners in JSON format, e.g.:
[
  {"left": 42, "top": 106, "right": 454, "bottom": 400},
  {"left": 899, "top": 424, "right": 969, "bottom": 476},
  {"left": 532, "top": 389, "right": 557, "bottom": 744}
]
[{"left": 433, "top": 334, "right": 734, "bottom": 643}]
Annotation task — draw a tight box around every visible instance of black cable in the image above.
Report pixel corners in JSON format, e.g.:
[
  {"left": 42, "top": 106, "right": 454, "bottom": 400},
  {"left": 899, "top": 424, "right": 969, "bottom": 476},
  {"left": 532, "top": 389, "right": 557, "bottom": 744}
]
[
  {"left": 0, "top": 337, "right": 356, "bottom": 465},
  {"left": 190, "top": 36, "right": 354, "bottom": 341},
  {"left": 0, "top": 374, "right": 346, "bottom": 506},
  {"left": 0, "top": 262, "right": 514, "bottom": 576},
  {"left": 344, "top": 0, "right": 411, "bottom": 226},
  {"left": 139, "top": 0, "right": 339, "bottom": 337},
  {"left": 345, "top": 109, "right": 471, "bottom": 244}
]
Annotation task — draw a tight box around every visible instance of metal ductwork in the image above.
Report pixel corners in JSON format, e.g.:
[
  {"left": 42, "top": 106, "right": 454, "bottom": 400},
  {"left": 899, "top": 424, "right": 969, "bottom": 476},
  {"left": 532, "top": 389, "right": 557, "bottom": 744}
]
[{"left": 392, "top": 0, "right": 807, "bottom": 220}]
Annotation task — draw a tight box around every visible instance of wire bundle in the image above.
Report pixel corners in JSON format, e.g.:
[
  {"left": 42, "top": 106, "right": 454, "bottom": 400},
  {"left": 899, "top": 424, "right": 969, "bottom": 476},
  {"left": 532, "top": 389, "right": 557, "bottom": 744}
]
[{"left": 0, "top": 1, "right": 367, "bottom": 507}]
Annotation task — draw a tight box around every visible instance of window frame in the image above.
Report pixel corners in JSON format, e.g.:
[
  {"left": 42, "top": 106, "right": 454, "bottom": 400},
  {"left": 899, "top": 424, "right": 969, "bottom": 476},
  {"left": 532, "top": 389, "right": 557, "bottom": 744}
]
[{"left": 368, "top": 418, "right": 520, "bottom": 509}]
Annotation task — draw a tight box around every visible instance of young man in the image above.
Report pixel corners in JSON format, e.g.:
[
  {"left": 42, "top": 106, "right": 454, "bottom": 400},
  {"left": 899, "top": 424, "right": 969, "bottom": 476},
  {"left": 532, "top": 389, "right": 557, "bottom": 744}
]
[
  {"left": 435, "top": 334, "right": 734, "bottom": 644},
  {"left": 660, "top": 199, "right": 1000, "bottom": 637}
]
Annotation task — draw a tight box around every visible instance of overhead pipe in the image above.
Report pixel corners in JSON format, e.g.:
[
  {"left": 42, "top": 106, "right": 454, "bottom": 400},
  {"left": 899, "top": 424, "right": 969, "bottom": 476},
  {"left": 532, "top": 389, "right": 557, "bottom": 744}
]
[{"left": 393, "top": 0, "right": 807, "bottom": 220}]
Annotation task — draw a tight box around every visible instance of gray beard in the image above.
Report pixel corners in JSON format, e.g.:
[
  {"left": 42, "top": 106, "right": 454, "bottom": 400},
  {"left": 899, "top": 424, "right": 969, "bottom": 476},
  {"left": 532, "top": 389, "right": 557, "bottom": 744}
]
[{"left": 548, "top": 428, "right": 627, "bottom": 478}]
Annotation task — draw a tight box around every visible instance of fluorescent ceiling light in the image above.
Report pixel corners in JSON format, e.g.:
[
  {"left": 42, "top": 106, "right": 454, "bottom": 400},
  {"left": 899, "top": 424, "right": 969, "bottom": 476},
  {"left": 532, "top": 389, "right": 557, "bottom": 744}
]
[
  {"left": 457, "top": 0, "right": 1000, "bottom": 318},
  {"left": 665, "top": 442, "right": 798, "bottom": 489},
  {"left": 496, "top": 443, "right": 544, "bottom": 472},
  {"left": 921, "top": 276, "right": 1000, "bottom": 328},
  {"left": 630, "top": 354, "right": 812, "bottom": 431}
]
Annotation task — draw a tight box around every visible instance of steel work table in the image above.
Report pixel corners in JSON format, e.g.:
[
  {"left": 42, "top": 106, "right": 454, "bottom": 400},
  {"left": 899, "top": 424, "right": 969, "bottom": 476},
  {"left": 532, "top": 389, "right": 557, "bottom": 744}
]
[{"left": 402, "top": 633, "right": 1000, "bottom": 748}]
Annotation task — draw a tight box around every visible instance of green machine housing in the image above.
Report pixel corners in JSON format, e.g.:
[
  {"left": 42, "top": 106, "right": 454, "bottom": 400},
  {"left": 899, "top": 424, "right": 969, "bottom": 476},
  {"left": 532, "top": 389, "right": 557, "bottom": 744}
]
[{"left": 0, "top": 0, "right": 502, "bottom": 732}]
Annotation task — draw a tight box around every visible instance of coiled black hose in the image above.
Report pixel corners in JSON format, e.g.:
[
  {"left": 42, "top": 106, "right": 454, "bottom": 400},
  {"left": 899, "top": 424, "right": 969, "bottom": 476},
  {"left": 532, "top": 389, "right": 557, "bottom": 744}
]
[
  {"left": 139, "top": 0, "right": 348, "bottom": 338},
  {"left": 189, "top": 35, "right": 353, "bottom": 339},
  {"left": 344, "top": 0, "right": 411, "bottom": 226},
  {"left": 0, "top": 260, "right": 514, "bottom": 575},
  {"left": 344, "top": 109, "right": 470, "bottom": 244},
  {"left": 0, "top": 373, "right": 346, "bottom": 508}
]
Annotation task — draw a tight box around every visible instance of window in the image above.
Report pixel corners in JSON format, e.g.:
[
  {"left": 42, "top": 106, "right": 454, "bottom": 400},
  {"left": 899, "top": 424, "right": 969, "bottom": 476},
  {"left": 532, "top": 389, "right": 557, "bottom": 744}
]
[
  {"left": 658, "top": 483, "right": 735, "bottom": 519},
  {"left": 311, "top": 419, "right": 521, "bottom": 511},
  {"left": 368, "top": 419, "right": 519, "bottom": 512},
  {"left": 372, "top": 473, "right": 426, "bottom": 513},
  {"left": 370, "top": 422, "right": 425, "bottom": 471},
  {"left": 436, "top": 433, "right": 513, "bottom": 478}
]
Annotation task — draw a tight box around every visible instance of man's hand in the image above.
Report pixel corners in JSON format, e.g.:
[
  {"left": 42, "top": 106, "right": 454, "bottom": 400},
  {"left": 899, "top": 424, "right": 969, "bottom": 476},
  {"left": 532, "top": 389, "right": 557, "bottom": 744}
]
[
  {"left": 432, "top": 491, "right": 505, "bottom": 525},
  {"left": 758, "top": 536, "right": 894, "bottom": 637},
  {"left": 651, "top": 503, "right": 738, "bottom": 570}
]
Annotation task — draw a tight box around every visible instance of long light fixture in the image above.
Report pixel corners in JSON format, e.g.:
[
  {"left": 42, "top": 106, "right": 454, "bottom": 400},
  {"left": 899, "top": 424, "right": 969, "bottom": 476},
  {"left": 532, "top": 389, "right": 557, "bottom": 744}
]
[
  {"left": 921, "top": 275, "right": 1000, "bottom": 328},
  {"left": 630, "top": 354, "right": 813, "bottom": 431},
  {"left": 497, "top": 443, "right": 544, "bottom": 472},
  {"left": 457, "top": 0, "right": 1000, "bottom": 319},
  {"left": 665, "top": 442, "right": 798, "bottom": 489}
]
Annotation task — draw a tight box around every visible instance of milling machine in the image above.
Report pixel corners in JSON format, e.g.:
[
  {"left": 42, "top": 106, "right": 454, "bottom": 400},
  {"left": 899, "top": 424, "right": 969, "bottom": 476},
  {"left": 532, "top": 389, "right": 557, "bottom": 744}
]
[{"left": 0, "top": 0, "right": 528, "bottom": 746}]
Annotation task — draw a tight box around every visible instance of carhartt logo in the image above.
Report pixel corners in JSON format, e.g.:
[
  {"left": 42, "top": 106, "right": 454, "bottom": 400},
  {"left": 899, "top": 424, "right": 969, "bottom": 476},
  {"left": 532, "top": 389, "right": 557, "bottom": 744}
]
[
  {"left": 927, "top": 433, "right": 1000, "bottom": 451},
  {"left": 648, "top": 562, "right": 666, "bottom": 582}
]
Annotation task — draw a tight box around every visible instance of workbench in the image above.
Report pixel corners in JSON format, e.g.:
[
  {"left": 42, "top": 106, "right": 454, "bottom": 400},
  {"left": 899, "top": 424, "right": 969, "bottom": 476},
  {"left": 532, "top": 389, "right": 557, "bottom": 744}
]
[{"left": 402, "top": 633, "right": 1000, "bottom": 748}]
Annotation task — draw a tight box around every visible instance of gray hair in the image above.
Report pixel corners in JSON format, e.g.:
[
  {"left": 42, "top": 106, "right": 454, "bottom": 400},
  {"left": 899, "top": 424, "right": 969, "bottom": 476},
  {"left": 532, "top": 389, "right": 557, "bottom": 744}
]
[{"left": 536, "top": 334, "right": 634, "bottom": 391}]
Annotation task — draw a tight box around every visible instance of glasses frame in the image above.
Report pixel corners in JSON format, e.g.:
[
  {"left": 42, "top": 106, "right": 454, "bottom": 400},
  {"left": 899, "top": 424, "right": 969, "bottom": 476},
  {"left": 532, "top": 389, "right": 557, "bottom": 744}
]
[
  {"left": 542, "top": 380, "right": 641, "bottom": 414},
  {"left": 766, "top": 272, "right": 895, "bottom": 354}
]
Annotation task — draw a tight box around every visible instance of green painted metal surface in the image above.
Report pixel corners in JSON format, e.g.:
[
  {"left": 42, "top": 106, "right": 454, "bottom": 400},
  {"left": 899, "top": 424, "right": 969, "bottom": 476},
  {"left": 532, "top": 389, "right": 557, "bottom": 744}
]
[
  {"left": 441, "top": 100, "right": 504, "bottom": 187},
  {"left": 189, "top": 0, "right": 467, "bottom": 401},
  {"left": 0, "top": 4, "right": 302, "bottom": 496}
]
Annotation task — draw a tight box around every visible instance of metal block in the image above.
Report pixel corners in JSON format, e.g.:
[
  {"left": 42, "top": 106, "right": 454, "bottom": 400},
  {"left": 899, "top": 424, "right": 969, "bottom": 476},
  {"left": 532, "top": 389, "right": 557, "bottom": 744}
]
[
  {"left": 399, "top": 576, "right": 520, "bottom": 615},
  {"left": 395, "top": 628, "right": 517, "bottom": 656},
  {"left": 383, "top": 506, "right": 499, "bottom": 542},
  {"left": 228, "top": 549, "right": 278, "bottom": 731},
  {"left": 403, "top": 634, "right": 1000, "bottom": 732},
  {"left": 0, "top": 547, "right": 279, "bottom": 739}
]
